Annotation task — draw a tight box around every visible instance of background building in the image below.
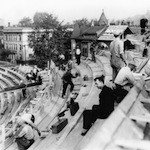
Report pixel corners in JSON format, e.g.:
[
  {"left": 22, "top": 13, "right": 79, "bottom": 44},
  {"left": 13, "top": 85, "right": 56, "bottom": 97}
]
[
  {"left": 71, "top": 10, "right": 108, "bottom": 58},
  {"left": 3, "top": 27, "right": 34, "bottom": 62}
]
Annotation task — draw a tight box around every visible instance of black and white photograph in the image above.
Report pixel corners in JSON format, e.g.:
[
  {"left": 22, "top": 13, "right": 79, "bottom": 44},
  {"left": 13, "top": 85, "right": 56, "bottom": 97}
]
[{"left": 0, "top": 0, "right": 150, "bottom": 149}]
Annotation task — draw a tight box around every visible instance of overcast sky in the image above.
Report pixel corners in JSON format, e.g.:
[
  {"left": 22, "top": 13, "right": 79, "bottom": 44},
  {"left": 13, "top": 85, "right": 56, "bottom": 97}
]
[{"left": 0, "top": 0, "right": 150, "bottom": 25}]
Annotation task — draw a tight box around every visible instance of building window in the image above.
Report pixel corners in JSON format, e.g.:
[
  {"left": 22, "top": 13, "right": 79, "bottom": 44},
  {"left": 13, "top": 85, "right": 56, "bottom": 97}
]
[
  {"left": 20, "top": 45, "right": 22, "bottom": 51},
  {"left": 15, "top": 35, "right": 17, "bottom": 41},
  {"left": 15, "top": 44, "right": 17, "bottom": 50},
  {"left": 19, "top": 35, "right": 22, "bottom": 41},
  {"left": 5, "top": 35, "right": 8, "bottom": 41}
]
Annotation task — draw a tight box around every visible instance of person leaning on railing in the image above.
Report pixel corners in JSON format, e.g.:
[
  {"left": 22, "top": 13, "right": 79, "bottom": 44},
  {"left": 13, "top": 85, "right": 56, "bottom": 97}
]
[{"left": 113, "top": 61, "right": 144, "bottom": 103}]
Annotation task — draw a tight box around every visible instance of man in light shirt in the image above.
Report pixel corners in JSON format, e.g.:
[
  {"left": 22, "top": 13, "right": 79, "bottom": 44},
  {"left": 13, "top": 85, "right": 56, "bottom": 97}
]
[
  {"left": 75, "top": 46, "right": 81, "bottom": 65},
  {"left": 20, "top": 113, "right": 41, "bottom": 136},
  {"left": 14, "top": 117, "right": 35, "bottom": 150},
  {"left": 110, "top": 31, "right": 127, "bottom": 82},
  {"left": 114, "top": 61, "right": 137, "bottom": 103}
]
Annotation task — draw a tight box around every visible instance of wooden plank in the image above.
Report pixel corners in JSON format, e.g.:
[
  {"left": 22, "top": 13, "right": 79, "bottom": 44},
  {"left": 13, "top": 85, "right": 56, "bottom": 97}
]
[
  {"left": 136, "top": 58, "right": 149, "bottom": 73},
  {"left": 112, "top": 117, "right": 144, "bottom": 142},
  {"left": 28, "top": 72, "right": 82, "bottom": 149},
  {"left": 56, "top": 107, "right": 85, "bottom": 146},
  {"left": 81, "top": 108, "right": 125, "bottom": 150},
  {"left": 77, "top": 119, "right": 105, "bottom": 150},
  {"left": 129, "top": 100, "right": 150, "bottom": 117},
  {"left": 119, "top": 79, "right": 144, "bottom": 114},
  {"left": 28, "top": 97, "right": 69, "bottom": 150},
  {"left": 138, "top": 94, "right": 150, "bottom": 103},
  {"left": 115, "top": 138, "right": 150, "bottom": 150},
  {"left": 130, "top": 114, "right": 150, "bottom": 123},
  {"left": 0, "top": 95, "right": 33, "bottom": 149}
]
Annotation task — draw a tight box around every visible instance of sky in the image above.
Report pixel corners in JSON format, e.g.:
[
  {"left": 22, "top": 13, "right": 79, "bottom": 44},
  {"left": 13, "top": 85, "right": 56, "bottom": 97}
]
[{"left": 0, "top": 0, "right": 150, "bottom": 26}]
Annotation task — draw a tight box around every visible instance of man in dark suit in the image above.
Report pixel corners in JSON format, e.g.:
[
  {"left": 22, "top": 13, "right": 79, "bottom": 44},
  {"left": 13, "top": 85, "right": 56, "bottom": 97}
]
[{"left": 81, "top": 75, "right": 116, "bottom": 135}]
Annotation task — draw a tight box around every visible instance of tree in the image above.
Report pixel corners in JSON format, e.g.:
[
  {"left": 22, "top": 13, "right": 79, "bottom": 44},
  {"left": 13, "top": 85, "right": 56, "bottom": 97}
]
[
  {"left": 73, "top": 18, "right": 90, "bottom": 27},
  {"left": 121, "top": 20, "right": 126, "bottom": 25},
  {"left": 18, "top": 17, "right": 32, "bottom": 27},
  {"left": 28, "top": 12, "right": 72, "bottom": 68},
  {"left": 90, "top": 19, "right": 99, "bottom": 26},
  {"left": 33, "top": 12, "right": 59, "bottom": 29},
  {"left": 0, "top": 48, "right": 12, "bottom": 61},
  {"left": 116, "top": 20, "right": 121, "bottom": 25},
  {"left": 110, "top": 19, "right": 116, "bottom": 25}
]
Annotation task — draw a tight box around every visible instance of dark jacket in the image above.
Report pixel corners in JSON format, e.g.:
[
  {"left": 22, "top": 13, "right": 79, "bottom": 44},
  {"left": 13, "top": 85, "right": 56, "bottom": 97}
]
[
  {"left": 62, "top": 72, "right": 75, "bottom": 84},
  {"left": 94, "top": 86, "right": 115, "bottom": 119}
]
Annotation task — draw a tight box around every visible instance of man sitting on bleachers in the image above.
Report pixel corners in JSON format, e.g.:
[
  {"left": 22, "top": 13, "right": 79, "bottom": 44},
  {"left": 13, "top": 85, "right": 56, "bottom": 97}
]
[
  {"left": 114, "top": 61, "right": 141, "bottom": 103},
  {"left": 81, "top": 75, "right": 116, "bottom": 136},
  {"left": 13, "top": 117, "right": 35, "bottom": 150}
]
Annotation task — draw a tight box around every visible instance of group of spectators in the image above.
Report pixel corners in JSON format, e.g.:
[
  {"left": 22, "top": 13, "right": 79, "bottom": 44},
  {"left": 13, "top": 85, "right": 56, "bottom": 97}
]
[
  {"left": 57, "top": 46, "right": 82, "bottom": 71},
  {"left": 2, "top": 31, "right": 147, "bottom": 149},
  {"left": 110, "top": 30, "right": 145, "bottom": 102},
  {"left": 81, "top": 30, "right": 145, "bottom": 136},
  {"left": 26, "top": 66, "right": 42, "bottom": 83}
]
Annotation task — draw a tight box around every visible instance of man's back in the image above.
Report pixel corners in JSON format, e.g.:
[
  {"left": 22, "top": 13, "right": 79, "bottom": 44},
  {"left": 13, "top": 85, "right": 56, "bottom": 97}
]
[
  {"left": 62, "top": 71, "right": 73, "bottom": 83},
  {"left": 114, "top": 66, "right": 135, "bottom": 86},
  {"left": 110, "top": 38, "right": 124, "bottom": 57},
  {"left": 110, "top": 37, "right": 125, "bottom": 69}
]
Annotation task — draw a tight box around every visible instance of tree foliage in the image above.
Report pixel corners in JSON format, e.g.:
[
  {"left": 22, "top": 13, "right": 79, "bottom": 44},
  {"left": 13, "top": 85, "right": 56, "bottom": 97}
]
[
  {"left": 0, "top": 48, "right": 12, "bottom": 61},
  {"left": 73, "top": 18, "right": 90, "bottom": 27},
  {"left": 18, "top": 17, "right": 32, "bottom": 27},
  {"left": 33, "top": 12, "right": 59, "bottom": 29},
  {"left": 90, "top": 19, "right": 99, "bottom": 26},
  {"left": 110, "top": 19, "right": 116, "bottom": 25},
  {"left": 28, "top": 12, "right": 72, "bottom": 68}
]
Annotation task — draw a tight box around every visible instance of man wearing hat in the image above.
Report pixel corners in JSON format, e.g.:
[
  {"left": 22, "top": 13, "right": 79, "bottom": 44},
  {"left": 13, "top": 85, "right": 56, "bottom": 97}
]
[
  {"left": 114, "top": 60, "right": 138, "bottom": 103},
  {"left": 110, "top": 30, "right": 127, "bottom": 82},
  {"left": 13, "top": 117, "right": 35, "bottom": 150}
]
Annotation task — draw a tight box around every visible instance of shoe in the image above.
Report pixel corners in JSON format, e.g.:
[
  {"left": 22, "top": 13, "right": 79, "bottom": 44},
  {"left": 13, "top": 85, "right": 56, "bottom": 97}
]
[{"left": 81, "top": 129, "right": 88, "bottom": 136}]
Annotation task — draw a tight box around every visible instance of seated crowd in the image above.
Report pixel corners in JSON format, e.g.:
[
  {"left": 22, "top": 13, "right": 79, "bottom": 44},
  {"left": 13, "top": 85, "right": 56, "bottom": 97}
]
[
  {"left": 81, "top": 60, "right": 145, "bottom": 135},
  {"left": 26, "top": 66, "right": 42, "bottom": 83},
  {"left": 1, "top": 57, "right": 147, "bottom": 150}
]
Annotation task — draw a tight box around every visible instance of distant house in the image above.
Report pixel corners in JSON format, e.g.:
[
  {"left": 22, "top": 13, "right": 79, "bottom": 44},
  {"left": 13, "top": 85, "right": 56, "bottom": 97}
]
[
  {"left": 98, "top": 25, "right": 129, "bottom": 47},
  {"left": 3, "top": 27, "right": 34, "bottom": 63},
  {"left": 124, "top": 26, "right": 141, "bottom": 35},
  {"left": 71, "top": 10, "right": 108, "bottom": 57},
  {"left": 124, "top": 36, "right": 145, "bottom": 52}
]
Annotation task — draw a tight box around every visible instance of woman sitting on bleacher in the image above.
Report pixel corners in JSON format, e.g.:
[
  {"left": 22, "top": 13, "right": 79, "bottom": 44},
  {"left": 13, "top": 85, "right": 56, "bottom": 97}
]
[{"left": 81, "top": 75, "right": 116, "bottom": 136}]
